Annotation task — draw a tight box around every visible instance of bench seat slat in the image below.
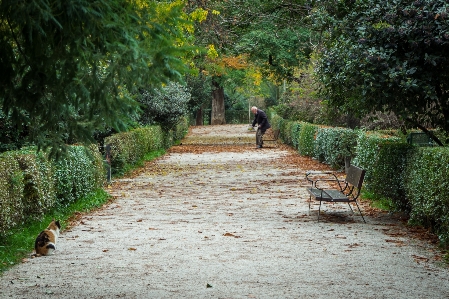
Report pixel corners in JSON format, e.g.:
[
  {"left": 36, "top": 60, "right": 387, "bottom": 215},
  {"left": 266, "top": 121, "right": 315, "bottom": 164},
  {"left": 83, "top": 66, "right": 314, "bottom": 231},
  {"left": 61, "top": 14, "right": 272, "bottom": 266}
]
[{"left": 306, "top": 188, "right": 350, "bottom": 202}]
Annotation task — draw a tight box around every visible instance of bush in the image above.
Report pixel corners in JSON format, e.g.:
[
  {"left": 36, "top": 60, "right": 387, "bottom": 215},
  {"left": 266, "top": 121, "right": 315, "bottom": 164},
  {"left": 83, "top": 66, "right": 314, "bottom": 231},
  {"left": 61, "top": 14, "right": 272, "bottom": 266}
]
[
  {"left": 104, "top": 121, "right": 188, "bottom": 176},
  {"left": 353, "top": 131, "right": 401, "bottom": 188},
  {"left": 104, "top": 126, "right": 164, "bottom": 173},
  {"left": 290, "top": 122, "right": 302, "bottom": 149},
  {"left": 0, "top": 155, "right": 24, "bottom": 235},
  {"left": 138, "top": 82, "right": 190, "bottom": 130},
  {"left": 7, "top": 148, "right": 56, "bottom": 220},
  {"left": 282, "top": 121, "right": 295, "bottom": 146},
  {"left": 314, "top": 127, "right": 358, "bottom": 169},
  {"left": 405, "top": 148, "right": 449, "bottom": 246},
  {"left": 298, "top": 123, "right": 318, "bottom": 157},
  {"left": 370, "top": 142, "right": 411, "bottom": 211},
  {"left": 54, "top": 145, "right": 105, "bottom": 206}
]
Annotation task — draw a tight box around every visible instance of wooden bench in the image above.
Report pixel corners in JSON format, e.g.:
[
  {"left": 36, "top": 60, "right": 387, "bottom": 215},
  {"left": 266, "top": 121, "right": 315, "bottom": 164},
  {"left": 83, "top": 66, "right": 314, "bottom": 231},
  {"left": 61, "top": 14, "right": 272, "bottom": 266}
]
[{"left": 305, "top": 165, "right": 366, "bottom": 223}]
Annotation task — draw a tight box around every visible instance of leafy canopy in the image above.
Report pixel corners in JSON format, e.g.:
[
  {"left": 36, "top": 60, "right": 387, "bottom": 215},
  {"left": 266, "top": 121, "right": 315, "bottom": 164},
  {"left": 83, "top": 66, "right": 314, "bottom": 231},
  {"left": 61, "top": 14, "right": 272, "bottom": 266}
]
[
  {"left": 313, "top": 0, "right": 449, "bottom": 140},
  {"left": 0, "top": 0, "right": 195, "bottom": 156}
]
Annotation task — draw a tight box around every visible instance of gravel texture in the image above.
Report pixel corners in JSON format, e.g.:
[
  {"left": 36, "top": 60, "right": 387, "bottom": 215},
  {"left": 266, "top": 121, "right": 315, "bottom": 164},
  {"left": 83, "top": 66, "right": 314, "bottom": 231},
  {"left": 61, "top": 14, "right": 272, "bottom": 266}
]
[{"left": 1, "top": 124, "right": 448, "bottom": 299}]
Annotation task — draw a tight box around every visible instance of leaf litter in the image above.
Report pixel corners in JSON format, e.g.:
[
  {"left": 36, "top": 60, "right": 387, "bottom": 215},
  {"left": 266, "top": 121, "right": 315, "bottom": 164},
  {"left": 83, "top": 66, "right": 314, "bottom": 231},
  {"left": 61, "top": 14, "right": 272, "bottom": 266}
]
[{"left": 1, "top": 124, "right": 449, "bottom": 298}]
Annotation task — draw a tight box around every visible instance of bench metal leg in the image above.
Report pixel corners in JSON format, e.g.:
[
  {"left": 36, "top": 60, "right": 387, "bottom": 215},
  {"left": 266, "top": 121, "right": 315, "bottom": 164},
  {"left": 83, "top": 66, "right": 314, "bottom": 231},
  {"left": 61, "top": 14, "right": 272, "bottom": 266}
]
[
  {"left": 354, "top": 201, "right": 366, "bottom": 223},
  {"left": 308, "top": 195, "right": 312, "bottom": 216},
  {"left": 347, "top": 203, "right": 354, "bottom": 213},
  {"left": 318, "top": 201, "right": 322, "bottom": 221}
]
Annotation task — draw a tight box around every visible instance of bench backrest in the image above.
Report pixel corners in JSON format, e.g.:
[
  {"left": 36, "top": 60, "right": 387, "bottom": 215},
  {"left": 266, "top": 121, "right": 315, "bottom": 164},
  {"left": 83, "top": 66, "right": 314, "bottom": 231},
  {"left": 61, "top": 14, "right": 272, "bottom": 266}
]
[{"left": 345, "top": 165, "right": 366, "bottom": 190}]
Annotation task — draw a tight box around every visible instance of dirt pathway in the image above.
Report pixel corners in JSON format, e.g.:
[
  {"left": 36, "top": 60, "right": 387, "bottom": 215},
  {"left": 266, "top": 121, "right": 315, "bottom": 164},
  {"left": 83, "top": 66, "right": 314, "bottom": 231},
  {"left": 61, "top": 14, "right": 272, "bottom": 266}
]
[{"left": 1, "top": 124, "right": 448, "bottom": 298}]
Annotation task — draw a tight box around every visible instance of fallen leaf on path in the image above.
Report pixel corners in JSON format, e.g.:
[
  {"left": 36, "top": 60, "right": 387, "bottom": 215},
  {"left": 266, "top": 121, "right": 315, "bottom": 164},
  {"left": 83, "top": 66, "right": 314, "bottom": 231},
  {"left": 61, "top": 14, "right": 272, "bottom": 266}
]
[
  {"left": 412, "top": 254, "right": 429, "bottom": 263},
  {"left": 223, "top": 232, "right": 241, "bottom": 238}
]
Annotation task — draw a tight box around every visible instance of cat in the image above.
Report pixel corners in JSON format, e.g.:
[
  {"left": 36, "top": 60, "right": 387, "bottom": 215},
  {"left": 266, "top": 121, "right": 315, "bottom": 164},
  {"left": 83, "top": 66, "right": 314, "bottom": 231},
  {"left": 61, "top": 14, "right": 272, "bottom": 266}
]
[{"left": 32, "top": 219, "right": 61, "bottom": 257}]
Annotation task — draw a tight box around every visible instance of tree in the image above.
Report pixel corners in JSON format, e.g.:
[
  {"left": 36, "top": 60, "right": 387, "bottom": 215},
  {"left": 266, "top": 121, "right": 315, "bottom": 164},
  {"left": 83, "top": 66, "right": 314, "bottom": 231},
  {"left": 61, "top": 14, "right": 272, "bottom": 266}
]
[
  {"left": 185, "top": 73, "right": 212, "bottom": 126},
  {"left": 138, "top": 82, "right": 191, "bottom": 130},
  {"left": 184, "top": 0, "right": 314, "bottom": 125},
  {"left": 313, "top": 0, "right": 449, "bottom": 144},
  {"left": 218, "top": 0, "right": 313, "bottom": 83},
  {"left": 0, "top": 0, "right": 194, "bottom": 156}
]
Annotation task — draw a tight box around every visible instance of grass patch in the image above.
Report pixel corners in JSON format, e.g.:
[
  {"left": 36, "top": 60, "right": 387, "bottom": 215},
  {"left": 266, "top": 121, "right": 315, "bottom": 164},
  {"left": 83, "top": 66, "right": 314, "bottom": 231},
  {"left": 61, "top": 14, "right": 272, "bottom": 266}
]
[
  {"left": 0, "top": 189, "right": 111, "bottom": 274},
  {"left": 0, "top": 148, "right": 166, "bottom": 275},
  {"left": 116, "top": 149, "right": 166, "bottom": 178},
  {"left": 361, "top": 189, "right": 396, "bottom": 211}
]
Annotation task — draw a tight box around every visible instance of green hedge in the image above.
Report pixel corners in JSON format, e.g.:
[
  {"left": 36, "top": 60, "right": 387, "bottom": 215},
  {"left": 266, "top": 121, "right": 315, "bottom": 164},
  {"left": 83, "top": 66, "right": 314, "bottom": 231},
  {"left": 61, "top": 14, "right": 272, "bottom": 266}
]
[
  {"left": 7, "top": 148, "right": 56, "bottom": 221},
  {"left": 352, "top": 132, "right": 402, "bottom": 191},
  {"left": 104, "top": 118, "right": 188, "bottom": 175},
  {"left": 0, "top": 144, "right": 105, "bottom": 234},
  {"left": 314, "top": 127, "right": 358, "bottom": 169},
  {"left": 104, "top": 126, "right": 164, "bottom": 173},
  {"left": 298, "top": 123, "right": 318, "bottom": 157},
  {"left": 263, "top": 111, "right": 449, "bottom": 245},
  {"left": 405, "top": 148, "right": 449, "bottom": 245},
  {"left": 370, "top": 143, "right": 410, "bottom": 211},
  {"left": 54, "top": 145, "right": 105, "bottom": 206},
  {"left": 0, "top": 118, "right": 188, "bottom": 235},
  {"left": 0, "top": 156, "right": 24, "bottom": 235},
  {"left": 290, "top": 122, "right": 302, "bottom": 149}
]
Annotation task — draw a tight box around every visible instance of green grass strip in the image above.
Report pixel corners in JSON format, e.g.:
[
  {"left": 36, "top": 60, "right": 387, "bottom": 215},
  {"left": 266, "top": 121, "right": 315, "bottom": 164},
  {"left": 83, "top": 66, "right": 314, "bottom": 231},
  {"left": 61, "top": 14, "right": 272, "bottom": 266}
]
[
  {"left": 0, "top": 189, "right": 111, "bottom": 274},
  {"left": 0, "top": 149, "right": 167, "bottom": 275}
]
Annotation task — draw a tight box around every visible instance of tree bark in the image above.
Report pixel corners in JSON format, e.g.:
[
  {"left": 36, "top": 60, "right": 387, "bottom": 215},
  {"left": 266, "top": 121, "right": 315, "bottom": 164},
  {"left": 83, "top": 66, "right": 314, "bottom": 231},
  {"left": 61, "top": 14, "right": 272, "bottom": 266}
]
[
  {"left": 195, "top": 107, "right": 203, "bottom": 126},
  {"left": 211, "top": 78, "right": 226, "bottom": 125}
]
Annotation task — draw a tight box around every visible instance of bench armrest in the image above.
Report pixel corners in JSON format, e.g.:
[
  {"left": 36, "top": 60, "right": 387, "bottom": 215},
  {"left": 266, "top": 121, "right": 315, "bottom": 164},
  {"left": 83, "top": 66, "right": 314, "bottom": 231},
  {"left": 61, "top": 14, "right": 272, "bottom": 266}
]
[{"left": 305, "top": 171, "right": 346, "bottom": 190}]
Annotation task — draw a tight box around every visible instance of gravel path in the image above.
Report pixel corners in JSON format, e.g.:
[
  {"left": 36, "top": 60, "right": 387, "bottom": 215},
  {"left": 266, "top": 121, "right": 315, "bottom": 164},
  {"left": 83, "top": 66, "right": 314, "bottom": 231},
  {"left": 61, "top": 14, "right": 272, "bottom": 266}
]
[{"left": 1, "top": 124, "right": 448, "bottom": 299}]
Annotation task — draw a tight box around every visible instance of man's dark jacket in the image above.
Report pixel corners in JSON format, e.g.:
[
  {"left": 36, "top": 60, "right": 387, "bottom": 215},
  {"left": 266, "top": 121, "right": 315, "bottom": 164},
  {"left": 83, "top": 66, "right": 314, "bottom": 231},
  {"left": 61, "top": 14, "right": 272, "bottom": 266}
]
[{"left": 252, "top": 109, "right": 271, "bottom": 132}]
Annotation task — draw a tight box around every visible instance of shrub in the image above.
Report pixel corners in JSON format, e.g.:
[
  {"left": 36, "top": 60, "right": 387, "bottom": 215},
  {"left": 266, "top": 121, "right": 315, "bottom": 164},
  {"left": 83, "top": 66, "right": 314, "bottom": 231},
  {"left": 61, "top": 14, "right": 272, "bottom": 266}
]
[
  {"left": 353, "top": 131, "right": 401, "bottom": 188},
  {"left": 0, "top": 155, "right": 24, "bottom": 235},
  {"left": 282, "top": 121, "right": 295, "bottom": 146},
  {"left": 405, "top": 148, "right": 449, "bottom": 246},
  {"left": 7, "top": 148, "right": 56, "bottom": 220},
  {"left": 54, "top": 145, "right": 105, "bottom": 206},
  {"left": 314, "top": 127, "right": 358, "bottom": 169},
  {"left": 290, "top": 122, "right": 302, "bottom": 149},
  {"left": 370, "top": 142, "right": 411, "bottom": 211},
  {"left": 298, "top": 123, "right": 318, "bottom": 157},
  {"left": 105, "top": 126, "right": 164, "bottom": 174}
]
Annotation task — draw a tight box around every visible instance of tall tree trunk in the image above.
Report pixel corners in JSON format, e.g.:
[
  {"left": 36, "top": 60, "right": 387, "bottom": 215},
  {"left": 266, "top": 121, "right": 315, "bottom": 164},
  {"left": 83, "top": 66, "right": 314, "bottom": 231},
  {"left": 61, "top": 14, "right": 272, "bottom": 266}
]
[
  {"left": 211, "top": 78, "right": 226, "bottom": 125},
  {"left": 195, "top": 107, "right": 203, "bottom": 126}
]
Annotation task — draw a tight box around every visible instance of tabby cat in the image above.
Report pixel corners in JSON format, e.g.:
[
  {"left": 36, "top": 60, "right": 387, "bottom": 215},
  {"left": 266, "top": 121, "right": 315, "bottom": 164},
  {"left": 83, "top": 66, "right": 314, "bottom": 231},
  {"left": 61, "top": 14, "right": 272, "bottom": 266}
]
[{"left": 32, "top": 219, "right": 61, "bottom": 257}]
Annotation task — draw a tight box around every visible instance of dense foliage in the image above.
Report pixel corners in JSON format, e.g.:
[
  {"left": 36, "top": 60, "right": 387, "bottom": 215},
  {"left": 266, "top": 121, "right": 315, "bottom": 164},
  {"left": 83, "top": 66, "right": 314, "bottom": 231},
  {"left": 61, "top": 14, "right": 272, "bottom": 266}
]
[
  {"left": 406, "top": 148, "right": 449, "bottom": 244},
  {"left": 138, "top": 82, "right": 191, "bottom": 130},
  {"left": 0, "top": 145, "right": 104, "bottom": 235},
  {"left": 0, "top": 0, "right": 194, "bottom": 155},
  {"left": 313, "top": 0, "right": 449, "bottom": 142}
]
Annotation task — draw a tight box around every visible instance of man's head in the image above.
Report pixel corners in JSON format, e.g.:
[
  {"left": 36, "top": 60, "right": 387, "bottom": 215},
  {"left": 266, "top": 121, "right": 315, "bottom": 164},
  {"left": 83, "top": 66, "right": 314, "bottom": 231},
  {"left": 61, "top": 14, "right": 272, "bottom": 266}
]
[{"left": 251, "top": 106, "right": 258, "bottom": 114}]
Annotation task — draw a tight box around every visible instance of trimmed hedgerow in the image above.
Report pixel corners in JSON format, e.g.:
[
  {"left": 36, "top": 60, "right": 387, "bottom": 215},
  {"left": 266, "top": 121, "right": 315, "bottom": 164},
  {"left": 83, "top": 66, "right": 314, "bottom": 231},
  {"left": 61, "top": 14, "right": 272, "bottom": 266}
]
[
  {"left": 297, "top": 122, "right": 318, "bottom": 157},
  {"left": 405, "top": 147, "right": 449, "bottom": 246},
  {"left": 7, "top": 148, "right": 56, "bottom": 221},
  {"left": 290, "top": 122, "right": 302, "bottom": 150},
  {"left": 54, "top": 145, "right": 105, "bottom": 206},
  {"left": 314, "top": 127, "right": 358, "bottom": 169},
  {"left": 104, "top": 126, "right": 164, "bottom": 173},
  {"left": 282, "top": 121, "right": 295, "bottom": 146},
  {"left": 104, "top": 119, "right": 189, "bottom": 176},
  {"left": 352, "top": 131, "right": 401, "bottom": 188},
  {"left": 370, "top": 142, "right": 411, "bottom": 211},
  {"left": 0, "top": 155, "right": 24, "bottom": 235}
]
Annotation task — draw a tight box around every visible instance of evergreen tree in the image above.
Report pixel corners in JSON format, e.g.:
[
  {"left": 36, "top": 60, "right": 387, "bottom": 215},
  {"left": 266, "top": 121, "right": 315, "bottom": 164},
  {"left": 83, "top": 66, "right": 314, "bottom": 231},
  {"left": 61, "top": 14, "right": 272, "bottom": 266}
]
[{"left": 0, "top": 0, "right": 193, "bottom": 156}]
